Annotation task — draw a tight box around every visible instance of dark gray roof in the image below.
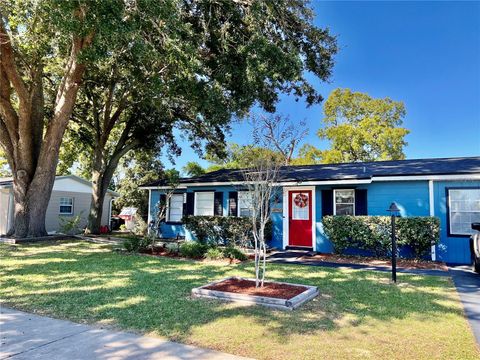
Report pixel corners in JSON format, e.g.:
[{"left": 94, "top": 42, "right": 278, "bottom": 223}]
[{"left": 143, "top": 156, "right": 480, "bottom": 187}]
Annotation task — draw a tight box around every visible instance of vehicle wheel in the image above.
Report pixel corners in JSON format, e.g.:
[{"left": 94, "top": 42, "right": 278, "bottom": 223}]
[{"left": 474, "top": 258, "right": 480, "bottom": 274}]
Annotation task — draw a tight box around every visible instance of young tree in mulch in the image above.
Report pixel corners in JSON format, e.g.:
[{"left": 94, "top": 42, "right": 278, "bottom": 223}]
[{"left": 242, "top": 157, "right": 281, "bottom": 288}]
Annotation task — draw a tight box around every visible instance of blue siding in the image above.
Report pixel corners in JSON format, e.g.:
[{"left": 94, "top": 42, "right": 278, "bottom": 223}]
[
  {"left": 314, "top": 181, "right": 430, "bottom": 253},
  {"left": 364, "top": 181, "right": 430, "bottom": 216},
  {"left": 433, "top": 180, "right": 480, "bottom": 265},
  {"left": 149, "top": 179, "right": 479, "bottom": 264}
]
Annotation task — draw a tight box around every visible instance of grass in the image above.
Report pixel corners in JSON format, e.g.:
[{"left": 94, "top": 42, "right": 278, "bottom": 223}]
[{"left": 0, "top": 241, "right": 478, "bottom": 360}]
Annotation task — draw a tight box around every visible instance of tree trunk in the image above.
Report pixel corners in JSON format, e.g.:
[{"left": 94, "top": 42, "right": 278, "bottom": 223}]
[
  {"left": 87, "top": 176, "right": 106, "bottom": 234},
  {"left": 86, "top": 147, "right": 108, "bottom": 234},
  {"left": 0, "top": 19, "right": 93, "bottom": 237}
]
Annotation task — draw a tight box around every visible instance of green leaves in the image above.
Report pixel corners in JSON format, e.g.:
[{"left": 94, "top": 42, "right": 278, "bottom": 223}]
[
  {"left": 298, "top": 88, "right": 410, "bottom": 164},
  {"left": 323, "top": 215, "right": 440, "bottom": 259}
]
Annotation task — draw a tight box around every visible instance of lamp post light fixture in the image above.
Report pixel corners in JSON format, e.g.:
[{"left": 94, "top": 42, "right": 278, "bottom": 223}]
[{"left": 387, "top": 202, "right": 400, "bottom": 283}]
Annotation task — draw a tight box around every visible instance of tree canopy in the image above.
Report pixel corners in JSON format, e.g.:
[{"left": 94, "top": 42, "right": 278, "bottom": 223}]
[
  {"left": 1, "top": 0, "right": 337, "bottom": 236},
  {"left": 298, "top": 88, "right": 409, "bottom": 164}
]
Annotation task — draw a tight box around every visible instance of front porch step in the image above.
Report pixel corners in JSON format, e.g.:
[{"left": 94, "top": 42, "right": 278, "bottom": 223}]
[{"left": 285, "top": 246, "right": 314, "bottom": 252}]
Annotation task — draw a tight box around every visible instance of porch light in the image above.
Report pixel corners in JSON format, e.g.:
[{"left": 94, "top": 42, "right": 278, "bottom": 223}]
[{"left": 387, "top": 202, "right": 400, "bottom": 283}]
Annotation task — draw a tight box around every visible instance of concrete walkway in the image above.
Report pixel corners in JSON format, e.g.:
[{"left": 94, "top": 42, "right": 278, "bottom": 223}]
[
  {"left": 0, "top": 307, "right": 251, "bottom": 360},
  {"left": 449, "top": 266, "right": 480, "bottom": 346},
  {"left": 267, "top": 251, "right": 449, "bottom": 277}
]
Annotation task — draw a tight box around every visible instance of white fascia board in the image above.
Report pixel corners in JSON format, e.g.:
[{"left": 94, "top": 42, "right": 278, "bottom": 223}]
[
  {"left": 140, "top": 173, "right": 480, "bottom": 189},
  {"left": 273, "top": 179, "right": 372, "bottom": 186},
  {"left": 139, "top": 186, "right": 188, "bottom": 190},
  {"left": 141, "top": 179, "right": 372, "bottom": 188},
  {"left": 372, "top": 174, "right": 480, "bottom": 182}
]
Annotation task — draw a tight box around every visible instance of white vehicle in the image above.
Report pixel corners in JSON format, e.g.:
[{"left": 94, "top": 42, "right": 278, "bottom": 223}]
[{"left": 471, "top": 223, "right": 480, "bottom": 273}]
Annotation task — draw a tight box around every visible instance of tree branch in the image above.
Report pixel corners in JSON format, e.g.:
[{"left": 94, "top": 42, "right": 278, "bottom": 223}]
[{"left": 0, "top": 17, "right": 29, "bottom": 106}]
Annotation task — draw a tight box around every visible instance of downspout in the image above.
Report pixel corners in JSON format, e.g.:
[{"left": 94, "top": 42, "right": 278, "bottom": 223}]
[
  {"left": 429, "top": 180, "right": 436, "bottom": 261},
  {"left": 147, "top": 189, "right": 152, "bottom": 224},
  {"left": 109, "top": 197, "right": 114, "bottom": 230}
]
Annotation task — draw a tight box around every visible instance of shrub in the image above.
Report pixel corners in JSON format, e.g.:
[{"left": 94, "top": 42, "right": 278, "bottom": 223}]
[
  {"left": 123, "top": 236, "right": 150, "bottom": 252},
  {"left": 323, "top": 215, "right": 440, "bottom": 259},
  {"left": 397, "top": 217, "right": 440, "bottom": 258},
  {"left": 205, "top": 247, "right": 224, "bottom": 260},
  {"left": 59, "top": 214, "right": 84, "bottom": 235},
  {"left": 179, "top": 242, "right": 208, "bottom": 259},
  {"left": 182, "top": 215, "right": 272, "bottom": 247},
  {"left": 223, "top": 246, "right": 248, "bottom": 261},
  {"left": 164, "top": 242, "right": 179, "bottom": 255},
  {"left": 133, "top": 214, "right": 148, "bottom": 236}
]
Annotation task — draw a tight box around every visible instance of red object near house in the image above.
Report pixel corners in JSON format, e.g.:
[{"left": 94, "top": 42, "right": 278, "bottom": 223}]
[
  {"left": 288, "top": 190, "right": 312, "bottom": 247},
  {"left": 99, "top": 225, "right": 109, "bottom": 234}
]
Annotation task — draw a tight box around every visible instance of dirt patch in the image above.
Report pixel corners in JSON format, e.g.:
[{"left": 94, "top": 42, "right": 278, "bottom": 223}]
[
  {"left": 204, "top": 278, "right": 308, "bottom": 300},
  {"left": 304, "top": 253, "right": 448, "bottom": 271}
]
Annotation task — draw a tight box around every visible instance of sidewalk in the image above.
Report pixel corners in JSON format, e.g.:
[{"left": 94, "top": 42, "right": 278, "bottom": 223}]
[{"left": 0, "top": 307, "right": 252, "bottom": 360}]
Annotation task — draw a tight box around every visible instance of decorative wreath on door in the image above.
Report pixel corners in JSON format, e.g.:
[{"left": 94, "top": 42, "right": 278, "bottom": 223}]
[{"left": 294, "top": 193, "right": 309, "bottom": 208}]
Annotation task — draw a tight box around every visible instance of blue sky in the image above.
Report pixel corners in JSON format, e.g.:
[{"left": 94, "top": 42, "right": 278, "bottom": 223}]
[{"left": 166, "top": 1, "right": 480, "bottom": 171}]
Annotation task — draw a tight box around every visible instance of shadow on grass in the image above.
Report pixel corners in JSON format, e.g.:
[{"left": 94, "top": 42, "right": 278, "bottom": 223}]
[{"left": 0, "top": 241, "right": 462, "bottom": 343}]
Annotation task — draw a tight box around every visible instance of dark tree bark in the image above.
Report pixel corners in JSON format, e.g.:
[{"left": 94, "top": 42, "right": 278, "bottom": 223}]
[
  {"left": 0, "top": 16, "right": 93, "bottom": 237},
  {"left": 85, "top": 106, "right": 137, "bottom": 234}
]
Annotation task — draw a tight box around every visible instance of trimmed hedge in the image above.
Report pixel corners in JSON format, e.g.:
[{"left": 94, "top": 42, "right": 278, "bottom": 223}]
[
  {"left": 182, "top": 215, "right": 272, "bottom": 247},
  {"left": 322, "top": 216, "right": 440, "bottom": 259}
]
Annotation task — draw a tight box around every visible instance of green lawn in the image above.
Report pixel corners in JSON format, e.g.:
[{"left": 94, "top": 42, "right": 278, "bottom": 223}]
[{"left": 0, "top": 241, "right": 478, "bottom": 360}]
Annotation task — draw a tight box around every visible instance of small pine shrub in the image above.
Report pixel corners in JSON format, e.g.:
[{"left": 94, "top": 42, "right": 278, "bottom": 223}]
[
  {"left": 165, "top": 242, "right": 179, "bottom": 255},
  {"left": 179, "top": 242, "right": 208, "bottom": 259},
  {"left": 223, "top": 246, "right": 248, "bottom": 261},
  {"left": 123, "top": 236, "right": 150, "bottom": 252},
  {"left": 205, "top": 247, "right": 224, "bottom": 260}
]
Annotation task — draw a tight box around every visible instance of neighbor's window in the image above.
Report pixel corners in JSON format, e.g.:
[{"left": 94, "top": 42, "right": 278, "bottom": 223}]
[
  {"left": 168, "top": 194, "right": 184, "bottom": 222},
  {"left": 194, "top": 192, "right": 214, "bottom": 216},
  {"left": 59, "top": 197, "right": 73, "bottom": 214},
  {"left": 334, "top": 189, "right": 355, "bottom": 216},
  {"left": 238, "top": 191, "right": 253, "bottom": 217},
  {"left": 448, "top": 188, "right": 480, "bottom": 236}
]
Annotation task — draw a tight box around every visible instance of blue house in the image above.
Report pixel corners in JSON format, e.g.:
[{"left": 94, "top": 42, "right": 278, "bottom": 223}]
[{"left": 141, "top": 157, "right": 480, "bottom": 265}]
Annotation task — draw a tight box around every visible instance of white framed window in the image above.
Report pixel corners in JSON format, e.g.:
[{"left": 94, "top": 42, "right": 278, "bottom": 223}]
[
  {"left": 448, "top": 188, "right": 480, "bottom": 236},
  {"left": 194, "top": 192, "right": 214, "bottom": 216},
  {"left": 59, "top": 197, "right": 74, "bottom": 214},
  {"left": 333, "top": 189, "right": 355, "bottom": 216},
  {"left": 168, "top": 194, "right": 184, "bottom": 222},
  {"left": 238, "top": 191, "right": 254, "bottom": 217},
  {"left": 292, "top": 192, "right": 310, "bottom": 220}
]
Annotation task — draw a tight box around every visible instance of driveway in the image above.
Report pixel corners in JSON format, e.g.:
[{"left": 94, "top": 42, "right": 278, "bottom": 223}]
[
  {"left": 449, "top": 266, "right": 480, "bottom": 346},
  {"left": 0, "top": 307, "right": 251, "bottom": 360}
]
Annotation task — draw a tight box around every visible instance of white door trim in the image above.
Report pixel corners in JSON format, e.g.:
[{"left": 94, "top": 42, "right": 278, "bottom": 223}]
[{"left": 282, "top": 186, "right": 316, "bottom": 251}]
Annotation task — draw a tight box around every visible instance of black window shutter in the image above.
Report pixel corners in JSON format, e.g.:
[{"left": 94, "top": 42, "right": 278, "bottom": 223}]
[
  {"left": 321, "top": 190, "right": 334, "bottom": 216},
  {"left": 214, "top": 192, "right": 224, "bottom": 216},
  {"left": 228, "top": 192, "right": 238, "bottom": 216},
  {"left": 185, "top": 192, "right": 195, "bottom": 216},
  {"left": 159, "top": 194, "right": 167, "bottom": 207},
  {"left": 355, "top": 189, "right": 368, "bottom": 216}
]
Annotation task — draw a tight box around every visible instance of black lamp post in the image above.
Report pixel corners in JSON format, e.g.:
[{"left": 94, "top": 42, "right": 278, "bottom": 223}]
[{"left": 387, "top": 202, "right": 400, "bottom": 283}]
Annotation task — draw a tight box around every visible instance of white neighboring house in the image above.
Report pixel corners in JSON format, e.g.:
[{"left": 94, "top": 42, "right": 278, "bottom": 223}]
[{"left": 0, "top": 175, "right": 119, "bottom": 235}]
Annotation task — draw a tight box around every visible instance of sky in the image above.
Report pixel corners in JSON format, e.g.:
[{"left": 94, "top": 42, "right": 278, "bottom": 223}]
[{"left": 164, "top": 1, "right": 480, "bottom": 171}]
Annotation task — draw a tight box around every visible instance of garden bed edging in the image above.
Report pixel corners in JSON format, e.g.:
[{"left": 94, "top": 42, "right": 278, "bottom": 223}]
[{"left": 192, "top": 276, "right": 319, "bottom": 311}]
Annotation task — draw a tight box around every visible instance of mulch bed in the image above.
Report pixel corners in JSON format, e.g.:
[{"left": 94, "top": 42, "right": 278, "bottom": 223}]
[
  {"left": 304, "top": 253, "right": 448, "bottom": 271},
  {"left": 204, "top": 278, "right": 308, "bottom": 300}
]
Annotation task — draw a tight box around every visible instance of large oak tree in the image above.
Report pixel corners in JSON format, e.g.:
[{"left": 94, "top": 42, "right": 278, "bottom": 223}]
[{"left": 1, "top": 0, "right": 337, "bottom": 237}]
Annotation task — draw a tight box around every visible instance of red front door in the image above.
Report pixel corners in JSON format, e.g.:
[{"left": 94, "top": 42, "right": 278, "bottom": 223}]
[{"left": 288, "top": 190, "right": 312, "bottom": 247}]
